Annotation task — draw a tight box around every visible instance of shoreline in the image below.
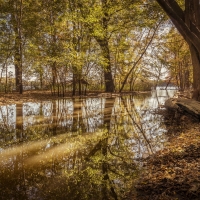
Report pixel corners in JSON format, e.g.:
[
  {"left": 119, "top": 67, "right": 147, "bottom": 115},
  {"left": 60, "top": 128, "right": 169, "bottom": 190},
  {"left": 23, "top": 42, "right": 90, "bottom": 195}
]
[
  {"left": 134, "top": 108, "right": 200, "bottom": 200},
  {"left": 0, "top": 90, "right": 151, "bottom": 105}
]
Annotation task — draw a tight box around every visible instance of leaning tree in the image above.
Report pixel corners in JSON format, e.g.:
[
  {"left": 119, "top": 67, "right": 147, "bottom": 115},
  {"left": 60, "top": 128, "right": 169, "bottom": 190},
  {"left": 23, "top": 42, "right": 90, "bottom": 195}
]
[{"left": 155, "top": 0, "right": 200, "bottom": 99}]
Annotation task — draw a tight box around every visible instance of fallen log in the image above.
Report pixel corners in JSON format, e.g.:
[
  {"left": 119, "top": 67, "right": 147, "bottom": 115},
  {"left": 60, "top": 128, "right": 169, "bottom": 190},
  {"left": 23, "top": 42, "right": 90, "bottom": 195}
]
[
  {"left": 165, "top": 98, "right": 179, "bottom": 110},
  {"left": 176, "top": 99, "right": 200, "bottom": 119},
  {"left": 165, "top": 98, "right": 200, "bottom": 119}
]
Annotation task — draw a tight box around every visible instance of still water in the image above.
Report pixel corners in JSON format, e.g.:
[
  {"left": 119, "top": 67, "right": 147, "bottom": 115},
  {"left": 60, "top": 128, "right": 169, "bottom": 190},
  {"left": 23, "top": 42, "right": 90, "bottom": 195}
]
[{"left": 0, "top": 90, "right": 175, "bottom": 200}]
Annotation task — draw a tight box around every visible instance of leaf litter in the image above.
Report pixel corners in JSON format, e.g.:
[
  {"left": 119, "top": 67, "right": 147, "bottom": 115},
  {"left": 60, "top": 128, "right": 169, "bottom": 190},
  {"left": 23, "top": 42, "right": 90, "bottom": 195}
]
[{"left": 134, "top": 109, "right": 200, "bottom": 200}]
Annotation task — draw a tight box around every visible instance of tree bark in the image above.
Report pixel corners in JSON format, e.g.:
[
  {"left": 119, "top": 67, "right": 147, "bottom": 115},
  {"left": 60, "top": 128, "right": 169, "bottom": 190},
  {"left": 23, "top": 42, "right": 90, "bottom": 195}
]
[
  {"left": 52, "top": 61, "right": 57, "bottom": 95},
  {"left": 97, "top": 39, "right": 115, "bottom": 92},
  {"left": 72, "top": 72, "right": 77, "bottom": 96},
  {"left": 94, "top": 0, "right": 115, "bottom": 93},
  {"left": 156, "top": 0, "right": 200, "bottom": 52},
  {"left": 156, "top": 0, "right": 200, "bottom": 99},
  {"left": 190, "top": 44, "right": 200, "bottom": 100},
  {"left": 12, "top": 0, "right": 23, "bottom": 94}
]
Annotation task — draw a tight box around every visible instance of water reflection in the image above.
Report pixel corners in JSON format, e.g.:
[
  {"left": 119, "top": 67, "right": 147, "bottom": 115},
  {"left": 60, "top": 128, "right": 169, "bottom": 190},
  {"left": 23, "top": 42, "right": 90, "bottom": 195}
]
[{"left": 0, "top": 90, "right": 175, "bottom": 199}]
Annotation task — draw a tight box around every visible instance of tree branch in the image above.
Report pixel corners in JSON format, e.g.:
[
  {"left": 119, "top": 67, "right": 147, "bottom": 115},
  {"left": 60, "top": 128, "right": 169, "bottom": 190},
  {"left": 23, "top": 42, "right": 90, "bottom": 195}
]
[
  {"left": 156, "top": 0, "right": 200, "bottom": 52},
  {"left": 119, "top": 21, "right": 161, "bottom": 92}
]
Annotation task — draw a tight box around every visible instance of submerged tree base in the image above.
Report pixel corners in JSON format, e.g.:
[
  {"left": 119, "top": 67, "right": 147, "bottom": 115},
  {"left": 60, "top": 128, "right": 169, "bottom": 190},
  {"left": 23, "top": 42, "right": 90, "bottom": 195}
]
[
  {"left": 134, "top": 108, "right": 200, "bottom": 200},
  {"left": 0, "top": 90, "right": 142, "bottom": 105}
]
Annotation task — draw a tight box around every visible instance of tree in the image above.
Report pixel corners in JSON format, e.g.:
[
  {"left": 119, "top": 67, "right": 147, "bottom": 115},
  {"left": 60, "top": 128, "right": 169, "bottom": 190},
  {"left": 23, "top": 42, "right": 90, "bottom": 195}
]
[
  {"left": 119, "top": 21, "right": 161, "bottom": 92},
  {"left": 10, "top": 0, "right": 24, "bottom": 94},
  {"left": 142, "top": 25, "right": 192, "bottom": 91},
  {"left": 37, "top": 0, "right": 68, "bottom": 95},
  {"left": 1, "top": 0, "right": 43, "bottom": 94},
  {"left": 79, "top": 0, "right": 143, "bottom": 92},
  {"left": 0, "top": 0, "right": 24, "bottom": 94},
  {"left": 162, "top": 28, "right": 192, "bottom": 90},
  {"left": 0, "top": 5, "right": 14, "bottom": 93},
  {"left": 155, "top": 0, "right": 200, "bottom": 99}
]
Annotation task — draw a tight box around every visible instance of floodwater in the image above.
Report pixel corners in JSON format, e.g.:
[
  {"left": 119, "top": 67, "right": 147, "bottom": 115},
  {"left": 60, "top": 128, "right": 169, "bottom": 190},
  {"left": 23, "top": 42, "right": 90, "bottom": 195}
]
[{"left": 0, "top": 90, "right": 175, "bottom": 200}]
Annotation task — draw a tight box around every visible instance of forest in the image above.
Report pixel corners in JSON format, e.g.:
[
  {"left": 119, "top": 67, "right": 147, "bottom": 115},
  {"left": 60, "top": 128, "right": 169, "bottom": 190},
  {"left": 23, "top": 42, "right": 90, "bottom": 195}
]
[
  {"left": 1, "top": 0, "right": 199, "bottom": 96},
  {"left": 0, "top": 0, "right": 200, "bottom": 200}
]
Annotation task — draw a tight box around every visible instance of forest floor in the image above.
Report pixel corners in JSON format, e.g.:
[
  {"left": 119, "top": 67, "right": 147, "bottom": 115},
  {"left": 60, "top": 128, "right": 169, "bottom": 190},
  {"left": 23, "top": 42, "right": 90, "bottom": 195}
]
[{"left": 134, "top": 109, "right": 200, "bottom": 200}]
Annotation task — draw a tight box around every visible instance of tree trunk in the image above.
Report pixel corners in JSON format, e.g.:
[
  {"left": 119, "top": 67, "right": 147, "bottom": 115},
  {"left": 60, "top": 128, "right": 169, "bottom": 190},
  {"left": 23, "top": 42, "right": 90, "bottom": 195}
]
[
  {"left": 185, "top": 0, "right": 200, "bottom": 99},
  {"left": 156, "top": 0, "right": 200, "bottom": 99},
  {"left": 190, "top": 44, "right": 200, "bottom": 100},
  {"left": 15, "top": 61, "right": 23, "bottom": 94},
  {"left": 97, "top": 39, "right": 115, "bottom": 92},
  {"left": 5, "top": 64, "right": 8, "bottom": 93},
  {"left": 72, "top": 72, "right": 77, "bottom": 96},
  {"left": 78, "top": 77, "right": 81, "bottom": 95},
  {"left": 12, "top": 0, "right": 23, "bottom": 94},
  {"left": 40, "top": 72, "right": 43, "bottom": 89},
  {"left": 184, "top": 69, "right": 190, "bottom": 89},
  {"left": 52, "top": 62, "right": 57, "bottom": 95}
]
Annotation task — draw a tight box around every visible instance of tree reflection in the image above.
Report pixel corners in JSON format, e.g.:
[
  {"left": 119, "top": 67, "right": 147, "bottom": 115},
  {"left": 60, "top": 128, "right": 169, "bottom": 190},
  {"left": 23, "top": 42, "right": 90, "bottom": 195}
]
[
  {"left": 72, "top": 98, "right": 86, "bottom": 133},
  {"left": 0, "top": 92, "right": 176, "bottom": 199},
  {"left": 101, "top": 98, "right": 117, "bottom": 200},
  {"left": 16, "top": 103, "right": 23, "bottom": 141}
]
